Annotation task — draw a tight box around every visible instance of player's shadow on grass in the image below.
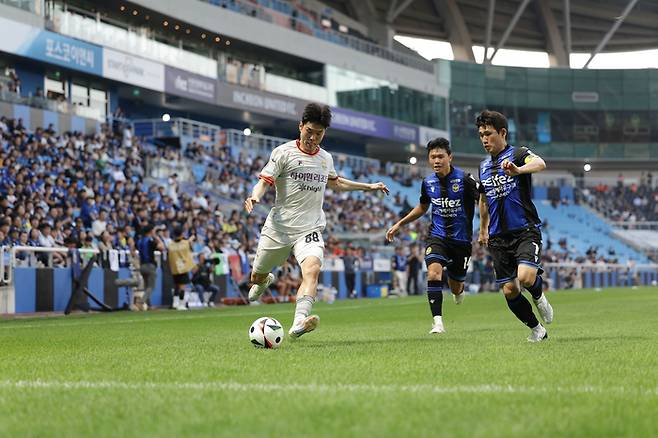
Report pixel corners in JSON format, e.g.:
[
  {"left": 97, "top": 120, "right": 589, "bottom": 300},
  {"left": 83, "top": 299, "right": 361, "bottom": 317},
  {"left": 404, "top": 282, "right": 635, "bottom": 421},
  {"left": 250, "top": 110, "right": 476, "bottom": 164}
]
[
  {"left": 555, "top": 335, "right": 649, "bottom": 343},
  {"left": 296, "top": 337, "right": 461, "bottom": 348}
]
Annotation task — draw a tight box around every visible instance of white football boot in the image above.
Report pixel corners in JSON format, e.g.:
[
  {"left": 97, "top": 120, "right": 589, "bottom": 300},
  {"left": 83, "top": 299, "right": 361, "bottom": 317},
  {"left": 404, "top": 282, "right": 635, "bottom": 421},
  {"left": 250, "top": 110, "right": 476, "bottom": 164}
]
[
  {"left": 248, "top": 273, "right": 276, "bottom": 302},
  {"left": 527, "top": 324, "right": 548, "bottom": 343},
  {"left": 532, "top": 294, "right": 554, "bottom": 324},
  {"left": 453, "top": 291, "right": 465, "bottom": 305},
  {"left": 429, "top": 316, "right": 445, "bottom": 334},
  {"left": 288, "top": 315, "right": 320, "bottom": 339}
]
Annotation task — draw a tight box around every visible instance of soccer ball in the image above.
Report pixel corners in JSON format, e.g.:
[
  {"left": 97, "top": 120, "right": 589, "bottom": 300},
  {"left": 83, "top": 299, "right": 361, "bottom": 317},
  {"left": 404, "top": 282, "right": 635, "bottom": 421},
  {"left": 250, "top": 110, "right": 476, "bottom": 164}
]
[{"left": 249, "top": 317, "right": 284, "bottom": 349}]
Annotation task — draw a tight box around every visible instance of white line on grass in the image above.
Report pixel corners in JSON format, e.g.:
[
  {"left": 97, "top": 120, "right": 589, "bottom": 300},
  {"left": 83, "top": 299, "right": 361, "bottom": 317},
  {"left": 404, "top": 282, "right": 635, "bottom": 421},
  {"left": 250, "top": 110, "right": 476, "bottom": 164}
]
[
  {"left": 0, "top": 301, "right": 420, "bottom": 331},
  {"left": 0, "top": 380, "right": 656, "bottom": 396}
]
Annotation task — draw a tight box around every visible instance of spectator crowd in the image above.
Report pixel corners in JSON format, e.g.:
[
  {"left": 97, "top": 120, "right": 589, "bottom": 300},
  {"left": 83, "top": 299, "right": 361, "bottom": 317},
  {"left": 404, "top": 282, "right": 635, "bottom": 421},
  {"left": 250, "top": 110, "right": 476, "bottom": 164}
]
[
  {"left": 3, "top": 111, "right": 655, "bottom": 299},
  {"left": 581, "top": 173, "right": 657, "bottom": 223}
]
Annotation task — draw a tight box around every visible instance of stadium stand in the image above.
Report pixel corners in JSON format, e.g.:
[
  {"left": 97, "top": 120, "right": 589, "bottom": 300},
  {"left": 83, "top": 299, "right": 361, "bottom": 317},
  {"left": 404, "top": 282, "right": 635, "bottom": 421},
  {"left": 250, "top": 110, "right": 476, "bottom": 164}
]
[
  {"left": 201, "top": 0, "right": 432, "bottom": 71},
  {"left": 583, "top": 179, "right": 658, "bottom": 223}
]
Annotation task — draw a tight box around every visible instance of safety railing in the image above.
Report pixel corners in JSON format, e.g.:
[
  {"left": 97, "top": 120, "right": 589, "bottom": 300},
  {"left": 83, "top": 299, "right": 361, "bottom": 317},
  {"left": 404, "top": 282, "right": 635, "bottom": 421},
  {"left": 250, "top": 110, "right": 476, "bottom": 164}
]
[
  {"left": 1, "top": 246, "right": 165, "bottom": 286},
  {"left": 132, "top": 118, "right": 222, "bottom": 145},
  {"left": 200, "top": 0, "right": 433, "bottom": 73},
  {"left": 49, "top": 8, "right": 217, "bottom": 78}
]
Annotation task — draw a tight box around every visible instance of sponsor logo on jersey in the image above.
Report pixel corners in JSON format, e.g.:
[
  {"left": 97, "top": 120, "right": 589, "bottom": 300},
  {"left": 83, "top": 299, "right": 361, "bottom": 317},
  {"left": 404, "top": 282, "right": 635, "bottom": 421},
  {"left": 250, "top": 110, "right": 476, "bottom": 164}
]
[
  {"left": 482, "top": 172, "right": 516, "bottom": 199},
  {"left": 480, "top": 173, "right": 514, "bottom": 188},
  {"left": 426, "top": 247, "right": 432, "bottom": 255},
  {"left": 452, "top": 183, "right": 460, "bottom": 192},
  {"left": 431, "top": 198, "right": 462, "bottom": 208},
  {"left": 289, "top": 171, "right": 328, "bottom": 183}
]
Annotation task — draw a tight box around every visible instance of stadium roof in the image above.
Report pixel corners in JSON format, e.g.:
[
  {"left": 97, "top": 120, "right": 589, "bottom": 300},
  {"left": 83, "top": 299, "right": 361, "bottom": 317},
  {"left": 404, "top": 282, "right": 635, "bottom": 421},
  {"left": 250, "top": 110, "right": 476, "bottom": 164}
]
[{"left": 320, "top": 0, "right": 658, "bottom": 66}]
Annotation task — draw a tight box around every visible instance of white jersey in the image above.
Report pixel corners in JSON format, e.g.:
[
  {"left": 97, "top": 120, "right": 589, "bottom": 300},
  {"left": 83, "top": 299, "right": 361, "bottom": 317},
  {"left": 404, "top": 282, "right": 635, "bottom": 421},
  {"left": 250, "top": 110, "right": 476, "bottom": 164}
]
[{"left": 258, "top": 140, "right": 338, "bottom": 235}]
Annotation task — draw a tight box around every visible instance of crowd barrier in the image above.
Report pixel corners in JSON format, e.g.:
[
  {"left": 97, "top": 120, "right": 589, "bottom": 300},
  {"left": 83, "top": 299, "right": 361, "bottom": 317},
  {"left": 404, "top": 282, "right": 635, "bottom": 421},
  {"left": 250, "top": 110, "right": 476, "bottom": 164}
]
[
  {"left": 543, "top": 263, "right": 658, "bottom": 290},
  {"left": 2, "top": 247, "right": 656, "bottom": 314},
  {"left": 0, "top": 246, "right": 241, "bottom": 314}
]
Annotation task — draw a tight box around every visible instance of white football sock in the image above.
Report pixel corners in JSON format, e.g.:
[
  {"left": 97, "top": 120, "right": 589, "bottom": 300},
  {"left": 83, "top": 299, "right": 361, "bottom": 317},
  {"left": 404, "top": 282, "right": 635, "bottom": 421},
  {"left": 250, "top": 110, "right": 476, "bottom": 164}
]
[{"left": 294, "top": 295, "right": 315, "bottom": 325}]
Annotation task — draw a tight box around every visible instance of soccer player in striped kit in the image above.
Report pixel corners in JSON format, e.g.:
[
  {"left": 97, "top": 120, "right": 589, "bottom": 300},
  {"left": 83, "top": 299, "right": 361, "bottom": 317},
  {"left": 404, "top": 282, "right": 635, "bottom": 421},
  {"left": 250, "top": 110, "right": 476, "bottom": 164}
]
[
  {"left": 476, "top": 110, "right": 553, "bottom": 342},
  {"left": 386, "top": 138, "right": 478, "bottom": 334}
]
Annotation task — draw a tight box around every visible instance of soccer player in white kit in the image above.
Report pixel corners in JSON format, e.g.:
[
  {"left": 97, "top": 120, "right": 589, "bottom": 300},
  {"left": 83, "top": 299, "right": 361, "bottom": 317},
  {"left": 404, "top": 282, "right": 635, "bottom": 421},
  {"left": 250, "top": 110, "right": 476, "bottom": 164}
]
[{"left": 244, "top": 103, "right": 389, "bottom": 339}]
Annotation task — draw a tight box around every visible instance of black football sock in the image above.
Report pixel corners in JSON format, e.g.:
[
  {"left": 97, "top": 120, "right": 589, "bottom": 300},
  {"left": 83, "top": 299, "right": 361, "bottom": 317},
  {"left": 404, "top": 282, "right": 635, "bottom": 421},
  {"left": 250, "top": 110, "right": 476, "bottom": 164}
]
[
  {"left": 427, "top": 280, "right": 443, "bottom": 317},
  {"left": 526, "top": 276, "right": 543, "bottom": 300},
  {"left": 506, "top": 293, "right": 539, "bottom": 328}
]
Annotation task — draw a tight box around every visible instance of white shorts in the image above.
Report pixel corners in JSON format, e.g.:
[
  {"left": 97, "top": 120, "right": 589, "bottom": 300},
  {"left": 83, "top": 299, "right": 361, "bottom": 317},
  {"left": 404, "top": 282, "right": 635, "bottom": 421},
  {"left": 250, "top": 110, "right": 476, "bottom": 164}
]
[{"left": 252, "top": 226, "right": 325, "bottom": 274}]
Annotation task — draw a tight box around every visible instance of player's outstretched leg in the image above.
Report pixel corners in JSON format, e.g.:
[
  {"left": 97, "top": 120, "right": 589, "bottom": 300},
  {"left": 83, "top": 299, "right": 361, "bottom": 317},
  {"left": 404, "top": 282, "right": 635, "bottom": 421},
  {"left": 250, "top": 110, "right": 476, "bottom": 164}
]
[
  {"left": 248, "top": 273, "right": 276, "bottom": 302},
  {"left": 519, "top": 267, "right": 553, "bottom": 324},
  {"left": 448, "top": 278, "right": 465, "bottom": 305},
  {"left": 425, "top": 261, "right": 445, "bottom": 334},
  {"left": 289, "top": 256, "right": 322, "bottom": 339},
  {"left": 503, "top": 282, "right": 547, "bottom": 342},
  {"left": 427, "top": 280, "right": 444, "bottom": 334},
  {"left": 289, "top": 295, "right": 320, "bottom": 339}
]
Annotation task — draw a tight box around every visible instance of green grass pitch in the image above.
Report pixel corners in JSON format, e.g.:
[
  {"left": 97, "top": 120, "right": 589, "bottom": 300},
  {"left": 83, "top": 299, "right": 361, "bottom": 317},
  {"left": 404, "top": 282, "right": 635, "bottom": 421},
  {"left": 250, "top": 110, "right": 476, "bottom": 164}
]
[{"left": 1, "top": 288, "right": 657, "bottom": 437}]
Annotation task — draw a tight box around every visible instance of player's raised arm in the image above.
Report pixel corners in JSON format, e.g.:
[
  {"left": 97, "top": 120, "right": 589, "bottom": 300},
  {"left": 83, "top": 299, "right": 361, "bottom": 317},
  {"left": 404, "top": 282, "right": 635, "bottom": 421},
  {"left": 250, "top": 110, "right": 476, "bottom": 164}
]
[
  {"left": 244, "top": 179, "right": 269, "bottom": 214},
  {"left": 386, "top": 203, "right": 429, "bottom": 242},
  {"left": 245, "top": 147, "right": 285, "bottom": 214},
  {"left": 327, "top": 176, "right": 389, "bottom": 195},
  {"left": 502, "top": 148, "right": 546, "bottom": 176}
]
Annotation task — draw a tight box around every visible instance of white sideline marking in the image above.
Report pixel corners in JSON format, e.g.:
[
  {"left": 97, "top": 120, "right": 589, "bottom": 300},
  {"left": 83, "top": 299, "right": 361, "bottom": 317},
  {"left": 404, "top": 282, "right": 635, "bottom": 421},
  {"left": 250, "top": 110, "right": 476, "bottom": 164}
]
[
  {"left": 0, "top": 301, "right": 419, "bottom": 331},
  {"left": 0, "top": 380, "right": 656, "bottom": 396}
]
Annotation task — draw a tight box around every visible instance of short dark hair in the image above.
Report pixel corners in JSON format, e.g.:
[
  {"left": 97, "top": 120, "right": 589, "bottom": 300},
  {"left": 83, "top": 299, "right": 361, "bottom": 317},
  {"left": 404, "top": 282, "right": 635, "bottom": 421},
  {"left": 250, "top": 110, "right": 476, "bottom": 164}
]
[
  {"left": 427, "top": 137, "right": 451, "bottom": 155},
  {"left": 475, "top": 110, "right": 508, "bottom": 135},
  {"left": 301, "top": 103, "right": 332, "bottom": 128}
]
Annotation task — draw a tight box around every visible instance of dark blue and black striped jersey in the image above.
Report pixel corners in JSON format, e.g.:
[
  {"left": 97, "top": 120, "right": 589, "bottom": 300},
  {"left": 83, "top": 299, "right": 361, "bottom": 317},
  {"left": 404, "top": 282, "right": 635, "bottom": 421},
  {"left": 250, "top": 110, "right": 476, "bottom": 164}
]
[
  {"left": 478, "top": 145, "right": 541, "bottom": 237},
  {"left": 420, "top": 166, "right": 478, "bottom": 244}
]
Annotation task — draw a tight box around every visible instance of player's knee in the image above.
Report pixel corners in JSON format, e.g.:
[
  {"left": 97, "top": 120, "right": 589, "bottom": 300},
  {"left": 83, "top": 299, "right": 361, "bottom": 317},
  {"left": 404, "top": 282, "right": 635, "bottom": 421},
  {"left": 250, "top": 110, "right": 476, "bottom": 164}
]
[
  {"left": 502, "top": 282, "right": 520, "bottom": 298},
  {"left": 518, "top": 271, "right": 536, "bottom": 288},
  {"left": 426, "top": 263, "right": 443, "bottom": 281},
  {"left": 450, "top": 281, "right": 464, "bottom": 295},
  {"left": 301, "top": 260, "right": 321, "bottom": 279}
]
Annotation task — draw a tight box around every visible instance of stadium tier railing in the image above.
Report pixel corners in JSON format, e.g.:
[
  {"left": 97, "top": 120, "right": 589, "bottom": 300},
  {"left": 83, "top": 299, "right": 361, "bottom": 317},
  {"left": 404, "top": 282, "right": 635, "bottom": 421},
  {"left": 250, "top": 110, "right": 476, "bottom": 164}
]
[
  {"left": 0, "top": 89, "right": 105, "bottom": 121},
  {"left": 543, "top": 262, "right": 658, "bottom": 290},
  {"left": 133, "top": 118, "right": 380, "bottom": 174},
  {"left": 200, "top": 0, "right": 433, "bottom": 73},
  {"left": 133, "top": 118, "right": 222, "bottom": 146},
  {"left": 223, "top": 129, "right": 380, "bottom": 173},
  {"left": 610, "top": 222, "right": 658, "bottom": 231},
  {"left": 0, "top": 245, "right": 165, "bottom": 283},
  {"left": 49, "top": 7, "right": 218, "bottom": 79},
  {"left": 0, "top": 0, "right": 42, "bottom": 14}
]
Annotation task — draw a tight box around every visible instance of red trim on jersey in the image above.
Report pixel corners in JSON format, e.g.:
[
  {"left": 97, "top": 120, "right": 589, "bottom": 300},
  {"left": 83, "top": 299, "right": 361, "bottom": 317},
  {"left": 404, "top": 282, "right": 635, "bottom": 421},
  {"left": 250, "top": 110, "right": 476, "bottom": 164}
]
[
  {"left": 296, "top": 139, "right": 320, "bottom": 156},
  {"left": 258, "top": 175, "right": 274, "bottom": 186},
  {"left": 328, "top": 175, "right": 339, "bottom": 180}
]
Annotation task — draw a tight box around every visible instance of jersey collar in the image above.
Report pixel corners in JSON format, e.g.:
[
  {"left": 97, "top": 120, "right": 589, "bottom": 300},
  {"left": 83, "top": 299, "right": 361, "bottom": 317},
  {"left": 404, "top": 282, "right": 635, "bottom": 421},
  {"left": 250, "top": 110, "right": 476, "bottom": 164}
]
[
  {"left": 436, "top": 165, "right": 454, "bottom": 180},
  {"left": 491, "top": 144, "right": 511, "bottom": 161},
  {"left": 296, "top": 139, "right": 320, "bottom": 156}
]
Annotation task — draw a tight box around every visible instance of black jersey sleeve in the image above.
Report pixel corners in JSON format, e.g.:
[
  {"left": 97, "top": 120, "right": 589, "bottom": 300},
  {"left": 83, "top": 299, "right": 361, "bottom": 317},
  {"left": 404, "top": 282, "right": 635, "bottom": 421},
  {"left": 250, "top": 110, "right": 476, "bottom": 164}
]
[
  {"left": 477, "top": 167, "right": 485, "bottom": 194},
  {"left": 419, "top": 180, "right": 430, "bottom": 204},
  {"left": 465, "top": 173, "right": 479, "bottom": 204}
]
